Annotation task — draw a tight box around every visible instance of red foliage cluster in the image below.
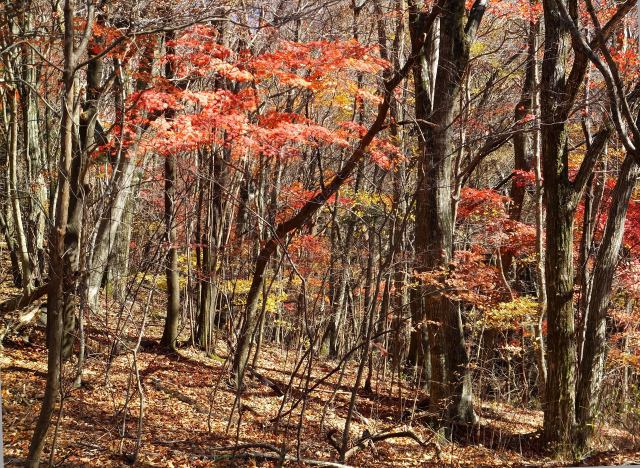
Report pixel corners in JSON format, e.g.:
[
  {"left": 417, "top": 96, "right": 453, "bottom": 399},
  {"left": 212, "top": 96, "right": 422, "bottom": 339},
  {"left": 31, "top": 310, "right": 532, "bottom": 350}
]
[
  {"left": 457, "top": 187, "right": 509, "bottom": 219},
  {"left": 95, "top": 26, "right": 397, "bottom": 171},
  {"left": 512, "top": 169, "right": 537, "bottom": 188}
]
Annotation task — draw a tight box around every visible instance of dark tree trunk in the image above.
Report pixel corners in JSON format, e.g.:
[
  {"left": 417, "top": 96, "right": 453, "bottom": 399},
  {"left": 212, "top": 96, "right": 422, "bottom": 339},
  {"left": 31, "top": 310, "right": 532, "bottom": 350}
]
[
  {"left": 161, "top": 154, "right": 181, "bottom": 349},
  {"left": 410, "top": 0, "right": 485, "bottom": 423},
  {"left": 575, "top": 154, "right": 640, "bottom": 448},
  {"left": 538, "top": 0, "right": 614, "bottom": 448},
  {"left": 510, "top": 21, "right": 538, "bottom": 222}
]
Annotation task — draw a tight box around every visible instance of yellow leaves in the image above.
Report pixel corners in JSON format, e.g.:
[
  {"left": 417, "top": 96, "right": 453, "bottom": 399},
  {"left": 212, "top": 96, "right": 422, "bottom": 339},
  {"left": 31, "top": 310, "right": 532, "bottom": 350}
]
[
  {"left": 484, "top": 297, "right": 539, "bottom": 329},
  {"left": 221, "top": 279, "right": 288, "bottom": 313},
  {"left": 470, "top": 41, "right": 487, "bottom": 56},
  {"left": 341, "top": 187, "right": 392, "bottom": 218},
  {"left": 314, "top": 80, "right": 382, "bottom": 117},
  {"left": 332, "top": 91, "right": 354, "bottom": 110}
]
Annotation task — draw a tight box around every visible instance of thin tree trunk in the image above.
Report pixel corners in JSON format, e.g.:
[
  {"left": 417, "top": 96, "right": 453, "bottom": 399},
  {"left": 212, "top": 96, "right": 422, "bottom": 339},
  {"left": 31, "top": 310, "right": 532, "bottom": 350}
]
[
  {"left": 8, "top": 87, "right": 32, "bottom": 295},
  {"left": 27, "top": 0, "right": 90, "bottom": 462},
  {"left": 531, "top": 65, "right": 547, "bottom": 399},
  {"left": 161, "top": 31, "right": 181, "bottom": 349}
]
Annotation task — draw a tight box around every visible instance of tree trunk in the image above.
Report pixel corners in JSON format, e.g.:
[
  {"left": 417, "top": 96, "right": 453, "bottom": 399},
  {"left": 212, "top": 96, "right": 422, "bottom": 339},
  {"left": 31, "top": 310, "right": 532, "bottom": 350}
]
[
  {"left": 575, "top": 154, "right": 640, "bottom": 448},
  {"left": 85, "top": 42, "right": 154, "bottom": 311},
  {"left": 541, "top": 193, "right": 577, "bottom": 445},
  {"left": 0, "top": 210, "right": 22, "bottom": 286},
  {"left": 160, "top": 31, "right": 181, "bottom": 350},
  {"left": 410, "top": 0, "right": 485, "bottom": 423},
  {"left": 27, "top": 1, "right": 87, "bottom": 462},
  {"left": 531, "top": 62, "right": 547, "bottom": 399},
  {"left": 197, "top": 147, "right": 225, "bottom": 352},
  {"left": 539, "top": 0, "right": 608, "bottom": 447},
  {"left": 21, "top": 29, "right": 47, "bottom": 284},
  {"left": 8, "top": 86, "right": 33, "bottom": 294},
  {"left": 161, "top": 154, "right": 181, "bottom": 348},
  {"left": 510, "top": 21, "right": 538, "bottom": 222}
]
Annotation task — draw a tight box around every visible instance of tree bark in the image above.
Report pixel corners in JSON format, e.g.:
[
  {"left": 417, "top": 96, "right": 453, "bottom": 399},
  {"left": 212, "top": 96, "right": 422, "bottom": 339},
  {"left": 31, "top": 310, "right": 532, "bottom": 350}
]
[
  {"left": 7, "top": 86, "right": 32, "bottom": 295},
  {"left": 160, "top": 31, "right": 181, "bottom": 350},
  {"left": 20, "top": 22, "right": 47, "bottom": 284},
  {"left": 85, "top": 39, "right": 156, "bottom": 311},
  {"left": 538, "top": 0, "right": 613, "bottom": 447},
  {"left": 575, "top": 154, "right": 640, "bottom": 448},
  {"left": 410, "top": 0, "right": 486, "bottom": 423}
]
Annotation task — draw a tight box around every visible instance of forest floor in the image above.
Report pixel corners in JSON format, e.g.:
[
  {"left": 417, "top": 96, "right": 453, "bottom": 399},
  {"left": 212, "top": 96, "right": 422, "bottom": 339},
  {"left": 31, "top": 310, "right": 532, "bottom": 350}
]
[{"left": 2, "top": 296, "right": 640, "bottom": 467}]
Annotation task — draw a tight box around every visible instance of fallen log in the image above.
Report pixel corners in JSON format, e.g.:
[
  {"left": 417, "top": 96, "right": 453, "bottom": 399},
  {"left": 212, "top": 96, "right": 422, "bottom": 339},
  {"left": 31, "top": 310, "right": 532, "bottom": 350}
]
[
  {"left": 247, "top": 366, "right": 285, "bottom": 396},
  {"left": 0, "top": 284, "right": 48, "bottom": 314}
]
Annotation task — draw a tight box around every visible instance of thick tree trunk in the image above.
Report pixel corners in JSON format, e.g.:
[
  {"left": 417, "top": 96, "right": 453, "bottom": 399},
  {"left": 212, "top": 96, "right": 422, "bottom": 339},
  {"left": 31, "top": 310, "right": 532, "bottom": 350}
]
[
  {"left": 575, "top": 154, "right": 640, "bottom": 448},
  {"left": 410, "top": 0, "right": 485, "bottom": 423},
  {"left": 407, "top": 1, "right": 437, "bottom": 380},
  {"left": 541, "top": 192, "right": 577, "bottom": 445},
  {"left": 539, "top": 0, "right": 602, "bottom": 448},
  {"left": 539, "top": 124, "right": 609, "bottom": 448}
]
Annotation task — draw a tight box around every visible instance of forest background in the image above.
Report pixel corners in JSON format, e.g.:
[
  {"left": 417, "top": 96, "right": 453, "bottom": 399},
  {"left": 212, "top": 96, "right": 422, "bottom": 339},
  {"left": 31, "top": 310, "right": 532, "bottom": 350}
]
[{"left": 2, "top": 0, "right": 640, "bottom": 465}]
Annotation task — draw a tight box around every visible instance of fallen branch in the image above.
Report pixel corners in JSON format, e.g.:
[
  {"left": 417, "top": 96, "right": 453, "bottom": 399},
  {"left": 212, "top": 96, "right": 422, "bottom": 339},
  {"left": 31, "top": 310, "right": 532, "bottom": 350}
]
[
  {"left": 247, "top": 367, "right": 285, "bottom": 396},
  {"left": 211, "top": 443, "right": 353, "bottom": 467},
  {"left": 328, "top": 426, "right": 441, "bottom": 462},
  {"left": 149, "top": 377, "right": 208, "bottom": 414},
  {"left": 0, "top": 283, "right": 48, "bottom": 314},
  {"left": 0, "top": 305, "right": 42, "bottom": 342}
]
